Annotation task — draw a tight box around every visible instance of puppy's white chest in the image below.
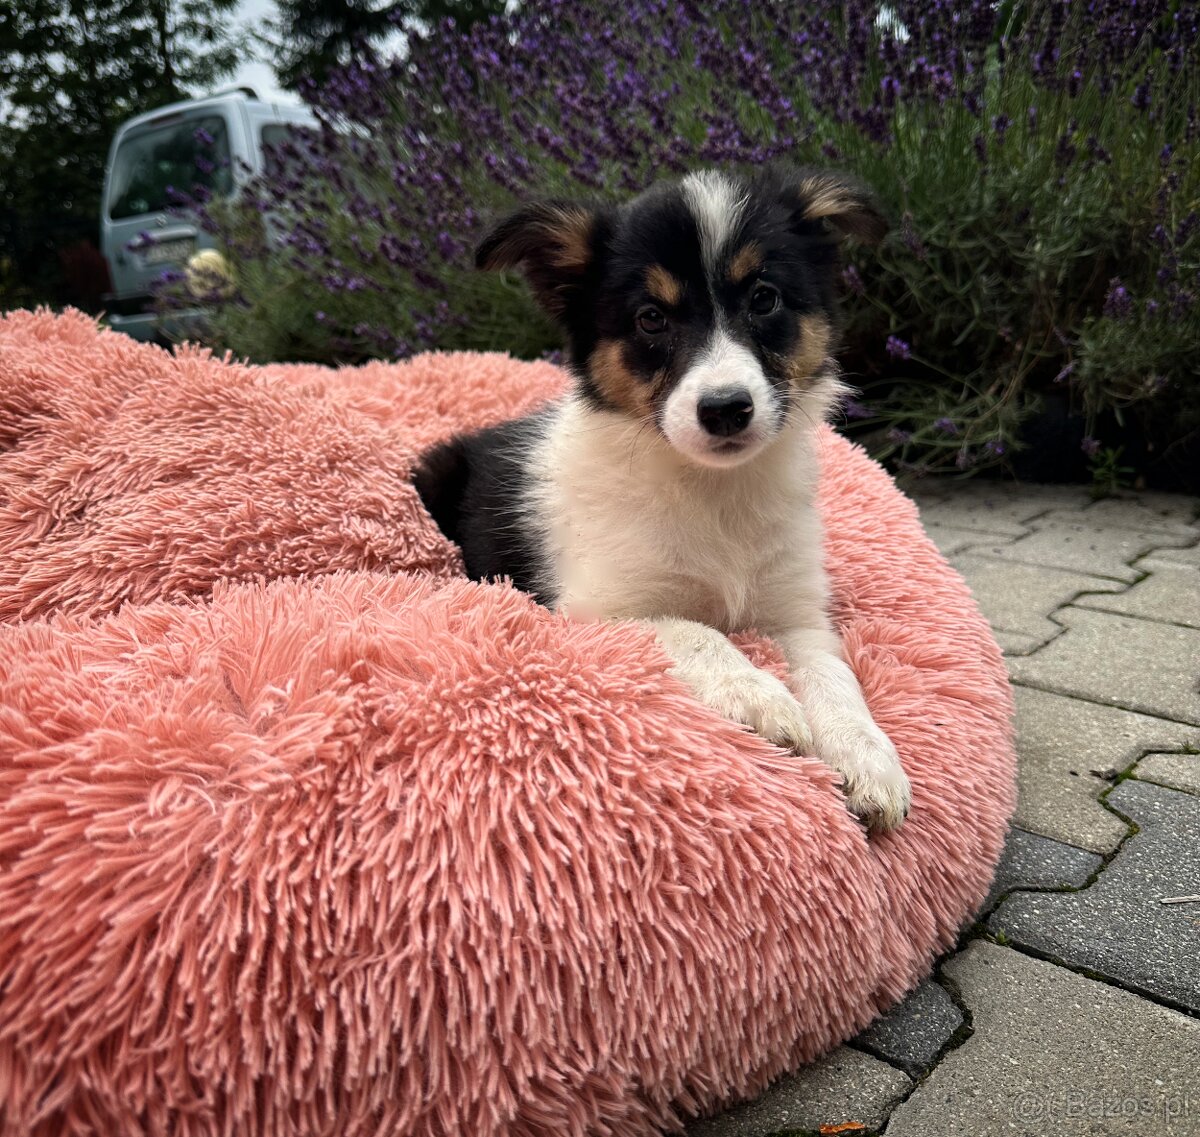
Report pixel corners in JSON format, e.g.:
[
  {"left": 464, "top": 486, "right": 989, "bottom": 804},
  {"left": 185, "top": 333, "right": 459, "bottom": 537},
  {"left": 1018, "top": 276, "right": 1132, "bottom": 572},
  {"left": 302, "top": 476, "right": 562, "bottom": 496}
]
[
  {"left": 590, "top": 496, "right": 777, "bottom": 625},
  {"left": 530, "top": 400, "right": 818, "bottom": 630}
]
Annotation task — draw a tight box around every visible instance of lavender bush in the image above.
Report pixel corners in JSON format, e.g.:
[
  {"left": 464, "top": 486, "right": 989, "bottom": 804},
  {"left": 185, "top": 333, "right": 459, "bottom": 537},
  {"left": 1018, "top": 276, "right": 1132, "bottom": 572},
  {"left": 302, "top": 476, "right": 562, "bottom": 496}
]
[{"left": 163, "top": 0, "right": 1200, "bottom": 489}]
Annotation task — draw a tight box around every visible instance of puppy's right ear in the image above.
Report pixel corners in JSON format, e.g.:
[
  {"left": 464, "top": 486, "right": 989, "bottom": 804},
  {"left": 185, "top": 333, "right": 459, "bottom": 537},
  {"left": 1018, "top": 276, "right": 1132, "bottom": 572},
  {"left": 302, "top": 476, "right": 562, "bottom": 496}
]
[{"left": 475, "top": 201, "right": 608, "bottom": 318}]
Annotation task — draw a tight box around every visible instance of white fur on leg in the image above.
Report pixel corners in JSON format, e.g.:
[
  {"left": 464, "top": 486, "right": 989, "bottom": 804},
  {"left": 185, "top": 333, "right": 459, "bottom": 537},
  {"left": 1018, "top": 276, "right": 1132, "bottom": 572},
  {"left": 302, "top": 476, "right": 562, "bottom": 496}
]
[
  {"left": 647, "top": 617, "right": 813, "bottom": 752},
  {"left": 775, "top": 627, "right": 912, "bottom": 831}
]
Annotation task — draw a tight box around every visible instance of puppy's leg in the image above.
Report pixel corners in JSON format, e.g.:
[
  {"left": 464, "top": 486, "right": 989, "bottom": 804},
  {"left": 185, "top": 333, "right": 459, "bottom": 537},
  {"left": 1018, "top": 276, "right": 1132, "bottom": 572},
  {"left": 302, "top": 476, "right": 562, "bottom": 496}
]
[
  {"left": 647, "top": 617, "right": 813, "bottom": 752},
  {"left": 774, "top": 626, "right": 911, "bottom": 832}
]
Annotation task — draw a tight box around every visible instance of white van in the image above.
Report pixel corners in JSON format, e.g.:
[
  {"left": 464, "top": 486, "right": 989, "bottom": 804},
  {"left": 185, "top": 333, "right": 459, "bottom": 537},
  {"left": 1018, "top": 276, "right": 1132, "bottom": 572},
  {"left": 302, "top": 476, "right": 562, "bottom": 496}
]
[{"left": 100, "top": 87, "right": 317, "bottom": 341}]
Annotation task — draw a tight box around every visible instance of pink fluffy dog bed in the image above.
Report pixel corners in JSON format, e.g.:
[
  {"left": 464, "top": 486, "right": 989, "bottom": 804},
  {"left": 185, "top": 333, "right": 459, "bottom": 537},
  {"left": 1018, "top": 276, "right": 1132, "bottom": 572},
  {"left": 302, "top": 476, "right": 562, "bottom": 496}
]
[{"left": 0, "top": 310, "right": 1015, "bottom": 1136}]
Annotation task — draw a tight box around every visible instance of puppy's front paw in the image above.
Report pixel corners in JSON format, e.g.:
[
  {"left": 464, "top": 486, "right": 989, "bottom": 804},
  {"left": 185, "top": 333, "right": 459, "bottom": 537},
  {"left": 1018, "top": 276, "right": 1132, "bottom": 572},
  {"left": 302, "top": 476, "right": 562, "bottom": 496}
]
[
  {"left": 818, "top": 723, "right": 912, "bottom": 833},
  {"left": 698, "top": 670, "right": 813, "bottom": 753}
]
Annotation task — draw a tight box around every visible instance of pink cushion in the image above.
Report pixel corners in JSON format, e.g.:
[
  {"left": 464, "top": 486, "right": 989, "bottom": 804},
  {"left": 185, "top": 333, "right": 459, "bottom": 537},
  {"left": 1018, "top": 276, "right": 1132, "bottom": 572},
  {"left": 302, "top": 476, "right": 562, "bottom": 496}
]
[{"left": 0, "top": 310, "right": 1015, "bottom": 1136}]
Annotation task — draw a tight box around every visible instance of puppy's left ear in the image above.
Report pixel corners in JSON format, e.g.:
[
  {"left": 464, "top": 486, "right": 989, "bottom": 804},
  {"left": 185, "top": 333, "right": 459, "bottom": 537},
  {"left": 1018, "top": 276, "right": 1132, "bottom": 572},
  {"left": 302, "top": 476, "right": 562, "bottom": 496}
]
[
  {"left": 775, "top": 166, "right": 888, "bottom": 245},
  {"left": 475, "top": 200, "right": 608, "bottom": 319}
]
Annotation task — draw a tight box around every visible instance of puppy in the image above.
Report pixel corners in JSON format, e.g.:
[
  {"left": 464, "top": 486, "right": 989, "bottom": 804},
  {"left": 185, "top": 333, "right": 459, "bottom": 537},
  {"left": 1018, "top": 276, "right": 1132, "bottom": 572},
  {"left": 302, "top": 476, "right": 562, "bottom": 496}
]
[{"left": 414, "top": 164, "right": 912, "bottom": 831}]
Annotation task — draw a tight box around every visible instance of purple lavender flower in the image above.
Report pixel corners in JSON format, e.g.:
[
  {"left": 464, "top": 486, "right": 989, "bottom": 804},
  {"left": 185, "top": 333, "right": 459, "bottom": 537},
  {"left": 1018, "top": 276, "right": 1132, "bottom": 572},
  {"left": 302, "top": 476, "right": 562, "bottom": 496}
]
[
  {"left": 1103, "top": 278, "right": 1133, "bottom": 320},
  {"left": 148, "top": 0, "right": 1200, "bottom": 438},
  {"left": 842, "top": 398, "right": 874, "bottom": 420},
  {"left": 1081, "top": 437, "right": 1102, "bottom": 458},
  {"left": 887, "top": 427, "right": 912, "bottom": 444}
]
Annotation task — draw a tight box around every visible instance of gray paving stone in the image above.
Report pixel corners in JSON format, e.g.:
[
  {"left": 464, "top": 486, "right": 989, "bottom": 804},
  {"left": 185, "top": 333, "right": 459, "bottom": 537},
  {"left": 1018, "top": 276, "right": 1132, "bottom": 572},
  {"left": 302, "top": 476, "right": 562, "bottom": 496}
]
[
  {"left": 853, "top": 980, "right": 963, "bottom": 1079},
  {"left": 1136, "top": 751, "right": 1200, "bottom": 794},
  {"left": 1074, "top": 562, "right": 1200, "bottom": 628},
  {"left": 921, "top": 522, "right": 1001, "bottom": 557},
  {"left": 1009, "top": 685, "right": 1197, "bottom": 853},
  {"left": 918, "top": 506, "right": 1031, "bottom": 541},
  {"left": 951, "top": 554, "right": 1124, "bottom": 645},
  {"left": 908, "top": 480, "right": 1094, "bottom": 508},
  {"left": 1145, "top": 541, "right": 1200, "bottom": 569},
  {"left": 686, "top": 1047, "right": 911, "bottom": 1136},
  {"left": 990, "top": 778, "right": 1200, "bottom": 1013},
  {"left": 994, "top": 629, "right": 1044, "bottom": 656},
  {"left": 971, "top": 519, "right": 1194, "bottom": 583},
  {"left": 886, "top": 941, "right": 1200, "bottom": 1137},
  {"left": 1009, "top": 608, "right": 1200, "bottom": 726},
  {"left": 910, "top": 481, "right": 1091, "bottom": 532},
  {"left": 1075, "top": 493, "right": 1199, "bottom": 533},
  {"left": 982, "top": 827, "right": 1102, "bottom": 911}
]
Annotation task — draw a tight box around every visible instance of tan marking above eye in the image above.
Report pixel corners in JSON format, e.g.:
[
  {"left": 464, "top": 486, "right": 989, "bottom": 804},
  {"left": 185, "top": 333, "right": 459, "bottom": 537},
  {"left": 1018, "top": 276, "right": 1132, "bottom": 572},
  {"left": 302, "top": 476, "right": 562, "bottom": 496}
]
[
  {"left": 645, "top": 265, "right": 684, "bottom": 307},
  {"left": 728, "top": 242, "right": 764, "bottom": 285}
]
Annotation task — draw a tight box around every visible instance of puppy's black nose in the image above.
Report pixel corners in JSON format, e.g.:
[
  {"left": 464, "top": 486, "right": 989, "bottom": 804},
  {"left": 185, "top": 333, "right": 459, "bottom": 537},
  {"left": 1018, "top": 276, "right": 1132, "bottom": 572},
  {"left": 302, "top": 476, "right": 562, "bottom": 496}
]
[{"left": 697, "top": 389, "right": 754, "bottom": 437}]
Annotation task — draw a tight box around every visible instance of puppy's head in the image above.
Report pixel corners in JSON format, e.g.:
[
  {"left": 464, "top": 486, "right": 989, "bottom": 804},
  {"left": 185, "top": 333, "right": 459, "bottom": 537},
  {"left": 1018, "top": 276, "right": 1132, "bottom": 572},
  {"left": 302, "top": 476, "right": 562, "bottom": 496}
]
[{"left": 476, "top": 165, "right": 886, "bottom": 468}]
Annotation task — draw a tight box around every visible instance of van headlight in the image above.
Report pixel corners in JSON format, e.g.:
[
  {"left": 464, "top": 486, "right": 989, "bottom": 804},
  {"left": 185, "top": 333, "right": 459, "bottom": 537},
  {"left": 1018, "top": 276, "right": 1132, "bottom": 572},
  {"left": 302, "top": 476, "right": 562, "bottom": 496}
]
[{"left": 185, "top": 249, "right": 234, "bottom": 299}]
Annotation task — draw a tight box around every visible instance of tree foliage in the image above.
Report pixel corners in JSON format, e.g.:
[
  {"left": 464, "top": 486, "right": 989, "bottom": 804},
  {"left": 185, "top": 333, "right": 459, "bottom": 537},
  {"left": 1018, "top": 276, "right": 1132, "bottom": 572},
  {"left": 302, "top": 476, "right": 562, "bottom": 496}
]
[
  {"left": 0, "top": 0, "right": 241, "bottom": 308},
  {"left": 265, "top": 0, "right": 506, "bottom": 91}
]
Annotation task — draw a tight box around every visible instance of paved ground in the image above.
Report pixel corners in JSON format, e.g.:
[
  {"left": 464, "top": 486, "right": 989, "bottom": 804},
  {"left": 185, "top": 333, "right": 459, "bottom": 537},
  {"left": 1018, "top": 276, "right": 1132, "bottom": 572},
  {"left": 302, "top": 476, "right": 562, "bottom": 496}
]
[{"left": 689, "top": 481, "right": 1200, "bottom": 1137}]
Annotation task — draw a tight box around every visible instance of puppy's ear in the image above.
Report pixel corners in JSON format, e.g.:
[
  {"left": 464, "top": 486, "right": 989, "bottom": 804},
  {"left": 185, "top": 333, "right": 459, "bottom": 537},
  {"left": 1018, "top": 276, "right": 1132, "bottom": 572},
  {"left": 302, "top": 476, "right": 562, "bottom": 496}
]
[
  {"left": 475, "top": 200, "right": 608, "bottom": 318},
  {"left": 773, "top": 165, "right": 888, "bottom": 245}
]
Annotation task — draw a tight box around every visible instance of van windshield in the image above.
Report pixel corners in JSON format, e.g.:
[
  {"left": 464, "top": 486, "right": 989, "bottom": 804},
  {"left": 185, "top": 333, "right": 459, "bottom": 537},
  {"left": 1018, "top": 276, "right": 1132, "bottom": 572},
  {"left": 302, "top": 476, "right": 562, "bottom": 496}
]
[{"left": 108, "top": 114, "right": 233, "bottom": 220}]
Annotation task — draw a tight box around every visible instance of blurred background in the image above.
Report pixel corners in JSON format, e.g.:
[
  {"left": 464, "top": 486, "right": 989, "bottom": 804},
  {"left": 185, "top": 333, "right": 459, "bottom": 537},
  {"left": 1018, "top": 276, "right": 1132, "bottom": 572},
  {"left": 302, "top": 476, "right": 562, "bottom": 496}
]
[{"left": 1, "top": 0, "right": 1197, "bottom": 493}]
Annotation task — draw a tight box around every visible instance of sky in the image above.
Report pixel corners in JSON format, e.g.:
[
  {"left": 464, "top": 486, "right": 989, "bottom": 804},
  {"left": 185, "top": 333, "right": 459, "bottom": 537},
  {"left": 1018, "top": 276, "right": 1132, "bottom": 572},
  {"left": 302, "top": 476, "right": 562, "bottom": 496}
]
[
  {"left": 230, "top": 0, "right": 302, "bottom": 105},
  {"left": 229, "top": 0, "right": 409, "bottom": 106},
  {"left": 0, "top": 0, "right": 398, "bottom": 122}
]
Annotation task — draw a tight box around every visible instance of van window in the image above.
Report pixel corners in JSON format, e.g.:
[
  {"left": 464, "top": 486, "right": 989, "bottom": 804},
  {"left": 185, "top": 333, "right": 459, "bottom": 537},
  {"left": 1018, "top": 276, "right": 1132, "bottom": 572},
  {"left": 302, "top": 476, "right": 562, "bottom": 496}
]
[
  {"left": 261, "top": 122, "right": 319, "bottom": 178},
  {"left": 108, "top": 115, "right": 233, "bottom": 220}
]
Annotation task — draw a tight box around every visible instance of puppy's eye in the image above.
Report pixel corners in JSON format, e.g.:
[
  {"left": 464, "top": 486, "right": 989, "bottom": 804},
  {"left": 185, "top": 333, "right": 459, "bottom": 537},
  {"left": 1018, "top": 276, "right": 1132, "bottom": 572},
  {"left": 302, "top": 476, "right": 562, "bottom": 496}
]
[
  {"left": 637, "top": 306, "right": 667, "bottom": 335},
  {"left": 749, "top": 283, "right": 780, "bottom": 316}
]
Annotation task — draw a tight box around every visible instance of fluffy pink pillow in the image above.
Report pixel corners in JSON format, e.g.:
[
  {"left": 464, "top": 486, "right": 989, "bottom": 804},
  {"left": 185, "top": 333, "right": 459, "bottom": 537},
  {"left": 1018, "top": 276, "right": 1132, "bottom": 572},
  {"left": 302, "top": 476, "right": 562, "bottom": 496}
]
[{"left": 0, "top": 310, "right": 1014, "bottom": 1136}]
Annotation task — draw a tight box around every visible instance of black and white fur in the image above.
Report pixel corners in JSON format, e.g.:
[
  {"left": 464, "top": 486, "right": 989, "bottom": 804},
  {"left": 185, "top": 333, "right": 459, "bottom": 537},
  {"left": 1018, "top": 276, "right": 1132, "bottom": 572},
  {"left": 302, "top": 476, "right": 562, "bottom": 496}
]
[{"left": 415, "top": 164, "right": 912, "bottom": 831}]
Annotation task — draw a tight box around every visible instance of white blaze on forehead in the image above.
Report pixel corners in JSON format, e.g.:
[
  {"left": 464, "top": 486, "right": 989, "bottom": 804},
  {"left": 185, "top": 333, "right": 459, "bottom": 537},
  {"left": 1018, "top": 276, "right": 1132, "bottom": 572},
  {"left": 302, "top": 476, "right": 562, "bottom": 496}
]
[
  {"left": 681, "top": 171, "right": 748, "bottom": 272},
  {"left": 691, "top": 327, "right": 765, "bottom": 387}
]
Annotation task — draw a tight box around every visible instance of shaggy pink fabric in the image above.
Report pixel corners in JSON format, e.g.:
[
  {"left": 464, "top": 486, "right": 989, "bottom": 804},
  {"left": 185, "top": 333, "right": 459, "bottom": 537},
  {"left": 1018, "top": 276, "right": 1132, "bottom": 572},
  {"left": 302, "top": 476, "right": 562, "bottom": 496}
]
[{"left": 0, "top": 309, "right": 1015, "bottom": 1137}]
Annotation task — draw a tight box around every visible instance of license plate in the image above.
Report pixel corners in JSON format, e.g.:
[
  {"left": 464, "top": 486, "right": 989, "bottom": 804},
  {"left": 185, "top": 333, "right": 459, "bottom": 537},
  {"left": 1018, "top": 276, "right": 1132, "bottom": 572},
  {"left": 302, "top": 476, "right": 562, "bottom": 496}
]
[{"left": 143, "top": 238, "right": 195, "bottom": 265}]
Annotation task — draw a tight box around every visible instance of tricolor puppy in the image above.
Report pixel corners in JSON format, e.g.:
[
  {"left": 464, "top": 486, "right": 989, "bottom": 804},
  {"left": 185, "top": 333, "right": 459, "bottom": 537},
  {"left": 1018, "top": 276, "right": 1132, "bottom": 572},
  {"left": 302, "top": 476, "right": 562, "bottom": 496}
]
[{"left": 415, "top": 164, "right": 912, "bottom": 831}]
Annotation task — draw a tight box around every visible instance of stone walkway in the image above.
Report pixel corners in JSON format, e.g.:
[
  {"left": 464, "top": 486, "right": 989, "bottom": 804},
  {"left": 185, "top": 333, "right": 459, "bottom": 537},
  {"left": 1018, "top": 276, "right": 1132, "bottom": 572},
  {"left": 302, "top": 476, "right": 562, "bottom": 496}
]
[{"left": 690, "top": 481, "right": 1200, "bottom": 1137}]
